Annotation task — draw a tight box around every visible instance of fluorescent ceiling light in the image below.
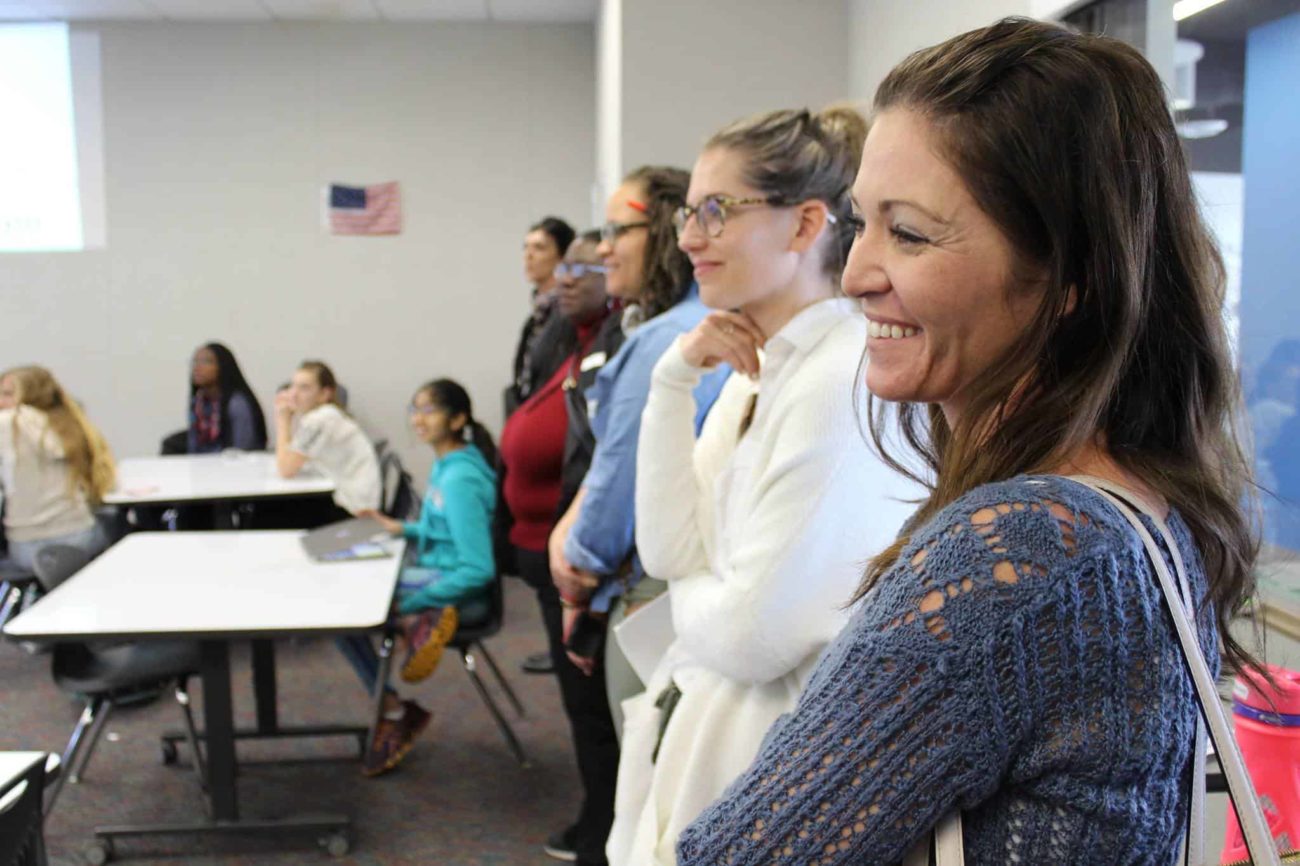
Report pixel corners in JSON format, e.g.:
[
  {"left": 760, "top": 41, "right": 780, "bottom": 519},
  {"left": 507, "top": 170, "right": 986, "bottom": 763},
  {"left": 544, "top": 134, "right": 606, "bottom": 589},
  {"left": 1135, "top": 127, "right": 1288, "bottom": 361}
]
[
  {"left": 1173, "top": 0, "right": 1227, "bottom": 22},
  {"left": 1177, "top": 118, "right": 1229, "bottom": 138}
]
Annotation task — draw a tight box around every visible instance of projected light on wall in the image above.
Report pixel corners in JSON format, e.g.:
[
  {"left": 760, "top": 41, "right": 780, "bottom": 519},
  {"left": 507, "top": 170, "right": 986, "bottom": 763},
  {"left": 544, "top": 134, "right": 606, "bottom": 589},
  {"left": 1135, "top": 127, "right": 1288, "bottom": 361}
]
[{"left": 0, "top": 22, "right": 104, "bottom": 253}]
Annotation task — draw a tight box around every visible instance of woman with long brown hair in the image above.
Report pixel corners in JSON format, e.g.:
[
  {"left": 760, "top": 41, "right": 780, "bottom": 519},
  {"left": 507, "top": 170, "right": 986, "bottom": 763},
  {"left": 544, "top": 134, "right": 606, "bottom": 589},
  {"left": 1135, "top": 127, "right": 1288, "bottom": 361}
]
[
  {"left": 678, "top": 18, "right": 1259, "bottom": 865},
  {"left": 0, "top": 366, "right": 116, "bottom": 569},
  {"left": 542, "top": 166, "right": 730, "bottom": 866}
]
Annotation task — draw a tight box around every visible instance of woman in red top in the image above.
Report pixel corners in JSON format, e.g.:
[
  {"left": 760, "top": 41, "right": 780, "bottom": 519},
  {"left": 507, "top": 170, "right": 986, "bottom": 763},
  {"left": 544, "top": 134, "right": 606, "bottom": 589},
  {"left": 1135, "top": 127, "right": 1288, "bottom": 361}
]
[{"left": 499, "top": 230, "right": 622, "bottom": 866}]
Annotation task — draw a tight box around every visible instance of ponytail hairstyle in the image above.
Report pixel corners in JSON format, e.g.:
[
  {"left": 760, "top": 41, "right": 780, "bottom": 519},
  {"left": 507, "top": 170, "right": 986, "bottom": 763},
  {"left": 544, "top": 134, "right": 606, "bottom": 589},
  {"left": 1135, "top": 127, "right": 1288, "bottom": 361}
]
[
  {"left": 417, "top": 378, "right": 498, "bottom": 468},
  {"left": 705, "top": 104, "right": 869, "bottom": 279},
  {"left": 298, "top": 360, "right": 344, "bottom": 410},
  {"left": 2, "top": 366, "right": 116, "bottom": 504},
  {"left": 622, "top": 165, "right": 693, "bottom": 319}
]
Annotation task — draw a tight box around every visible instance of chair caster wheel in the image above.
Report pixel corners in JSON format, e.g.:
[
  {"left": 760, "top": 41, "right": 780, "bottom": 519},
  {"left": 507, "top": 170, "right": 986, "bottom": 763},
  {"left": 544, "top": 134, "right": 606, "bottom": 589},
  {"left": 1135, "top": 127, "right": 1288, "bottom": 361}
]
[
  {"left": 161, "top": 740, "right": 178, "bottom": 765},
  {"left": 321, "top": 831, "right": 350, "bottom": 857},
  {"left": 85, "top": 838, "right": 113, "bottom": 865}
]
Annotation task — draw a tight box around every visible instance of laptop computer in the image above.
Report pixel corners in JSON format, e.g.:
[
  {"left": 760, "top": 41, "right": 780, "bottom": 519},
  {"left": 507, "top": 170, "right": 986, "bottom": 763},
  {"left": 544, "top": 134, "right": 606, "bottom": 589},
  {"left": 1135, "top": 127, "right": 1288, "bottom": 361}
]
[{"left": 300, "top": 516, "right": 393, "bottom": 562}]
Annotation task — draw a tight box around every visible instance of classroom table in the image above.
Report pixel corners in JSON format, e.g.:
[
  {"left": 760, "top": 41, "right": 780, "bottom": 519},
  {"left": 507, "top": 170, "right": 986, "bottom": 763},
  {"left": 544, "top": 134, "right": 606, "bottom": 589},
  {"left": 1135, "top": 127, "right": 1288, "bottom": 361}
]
[
  {"left": 103, "top": 451, "right": 342, "bottom": 762},
  {"left": 3, "top": 531, "right": 404, "bottom": 858},
  {"left": 104, "top": 452, "right": 334, "bottom": 522}
]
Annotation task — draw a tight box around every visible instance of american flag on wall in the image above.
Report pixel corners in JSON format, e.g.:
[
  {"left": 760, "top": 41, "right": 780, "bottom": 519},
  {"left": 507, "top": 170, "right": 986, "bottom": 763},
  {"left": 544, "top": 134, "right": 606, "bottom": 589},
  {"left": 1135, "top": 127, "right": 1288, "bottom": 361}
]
[{"left": 326, "top": 182, "right": 402, "bottom": 235}]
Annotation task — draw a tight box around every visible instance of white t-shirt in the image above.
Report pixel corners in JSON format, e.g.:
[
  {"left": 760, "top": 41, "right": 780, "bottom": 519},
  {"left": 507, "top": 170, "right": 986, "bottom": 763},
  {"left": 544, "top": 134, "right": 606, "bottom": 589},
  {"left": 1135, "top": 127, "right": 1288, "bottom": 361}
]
[{"left": 289, "top": 404, "right": 381, "bottom": 515}]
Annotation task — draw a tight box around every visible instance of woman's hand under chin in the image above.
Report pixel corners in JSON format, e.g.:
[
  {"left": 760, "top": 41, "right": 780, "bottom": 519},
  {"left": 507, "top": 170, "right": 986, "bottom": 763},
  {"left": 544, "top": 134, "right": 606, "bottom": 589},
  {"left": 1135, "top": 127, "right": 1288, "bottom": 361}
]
[{"left": 679, "top": 310, "right": 766, "bottom": 377}]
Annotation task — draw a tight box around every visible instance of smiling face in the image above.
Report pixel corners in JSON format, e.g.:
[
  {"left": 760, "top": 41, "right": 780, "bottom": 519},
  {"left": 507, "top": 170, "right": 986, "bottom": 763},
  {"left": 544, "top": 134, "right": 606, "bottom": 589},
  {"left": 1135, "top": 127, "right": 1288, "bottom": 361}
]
[
  {"left": 841, "top": 108, "right": 1042, "bottom": 423},
  {"left": 409, "top": 387, "right": 464, "bottom": 447},
  {"left": 677, "top": 147, "right": 806, "bottom": 314},
  {"left": 556, "top": 239, "right": 608, "bottom": 322},
  {"left": 596, "top": 180, "right": 650, "bottom": 302}
]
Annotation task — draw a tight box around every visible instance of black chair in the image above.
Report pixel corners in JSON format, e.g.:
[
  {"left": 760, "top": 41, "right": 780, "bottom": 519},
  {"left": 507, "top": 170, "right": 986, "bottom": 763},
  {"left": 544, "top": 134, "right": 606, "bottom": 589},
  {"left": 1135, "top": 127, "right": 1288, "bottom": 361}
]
[
  {"left": 379, "top": 450, "right": 417, "bottom": 521},
  {"left": 448, "top": 573, "right": 529, "bottom": 767},
  {"left": 32, "top": 546, "right": 206, "bottom": 815},
  {"left": 0, "top": 562, "right": 38, "bottom": 632},
  {"left": 0, "top": 755, "right": 49, "bottom": 866}
]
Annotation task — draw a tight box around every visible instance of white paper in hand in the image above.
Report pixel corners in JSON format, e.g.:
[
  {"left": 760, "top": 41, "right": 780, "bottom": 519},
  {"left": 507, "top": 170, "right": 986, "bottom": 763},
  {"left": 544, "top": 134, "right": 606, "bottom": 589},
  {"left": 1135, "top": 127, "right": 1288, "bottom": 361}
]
[{"left": 612, "top": 592, "right": 675, "bottom": 684}]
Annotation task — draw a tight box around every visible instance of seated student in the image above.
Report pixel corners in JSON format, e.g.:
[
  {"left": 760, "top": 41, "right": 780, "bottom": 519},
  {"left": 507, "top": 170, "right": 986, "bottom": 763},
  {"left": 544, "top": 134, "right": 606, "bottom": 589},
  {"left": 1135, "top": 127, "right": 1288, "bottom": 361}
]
[
  {"left": 186, "top": 342, "right": 267, "bottom": 453},
  {"left": 0, "top": 366, "right": 116, "bottom": 570},
  {"left": 271, "top": 360, "right": 381, "bottom": 527},
  {"left": 339, "top": 378, "right": 498, "bottom": 777}
]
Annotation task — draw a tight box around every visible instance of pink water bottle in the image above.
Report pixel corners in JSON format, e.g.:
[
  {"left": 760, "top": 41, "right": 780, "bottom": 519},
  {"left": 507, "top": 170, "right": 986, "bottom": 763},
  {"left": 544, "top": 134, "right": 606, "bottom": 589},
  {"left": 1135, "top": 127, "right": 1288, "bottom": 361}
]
[{"left": 1220, "top": 664, "right": 1300, "bottom": 863}]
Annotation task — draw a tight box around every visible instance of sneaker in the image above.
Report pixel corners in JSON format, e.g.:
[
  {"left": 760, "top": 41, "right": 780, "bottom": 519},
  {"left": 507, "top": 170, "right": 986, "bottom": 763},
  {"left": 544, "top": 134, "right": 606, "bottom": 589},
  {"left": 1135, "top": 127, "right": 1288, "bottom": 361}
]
[
  {"left": 521, "top": 650, "right": 555, "bottom": 675},
  {"left": 543, "top": 825, "right": 578, "bottom": 862},
  {"left": 360, "top": 716, "right": 417, "bottom": 777},
  {"left": 400, "top": 607, "right": 459, "bottom": 683}
]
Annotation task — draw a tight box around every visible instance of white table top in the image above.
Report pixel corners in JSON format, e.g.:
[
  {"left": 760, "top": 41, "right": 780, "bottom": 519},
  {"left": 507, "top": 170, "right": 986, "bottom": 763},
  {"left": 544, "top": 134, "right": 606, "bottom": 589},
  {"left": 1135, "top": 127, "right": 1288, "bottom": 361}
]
[
  {"left": 103, "top": 452, "right": 335, "bottom": 505},
  {"left": 0, "top": 752, "right": 46, "bottom": 789},
  {"left": 3, "top": 531, "right": 404, "bottom": 642}
]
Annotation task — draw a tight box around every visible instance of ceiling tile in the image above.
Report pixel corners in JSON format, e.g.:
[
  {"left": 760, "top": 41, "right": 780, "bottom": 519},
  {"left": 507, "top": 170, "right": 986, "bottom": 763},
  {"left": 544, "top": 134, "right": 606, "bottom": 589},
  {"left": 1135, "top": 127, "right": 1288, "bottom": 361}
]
[
  {"left": 147, "top": 0, "right": 272, "bottom": 20},
  {"left": 487, "top": 0, "right": 595, "bottom": 22},
  {"left": 374, "top": 0, "right": 487, "bottom": 22},
  {"left": 0, "top": 3, "right": 44, "bottom": 20},
  {"left": 25, "top": 0, "right": 156, "bottom": 19},
  {"left": 262, "top": 0, "right": 379, "bottom": 20}
]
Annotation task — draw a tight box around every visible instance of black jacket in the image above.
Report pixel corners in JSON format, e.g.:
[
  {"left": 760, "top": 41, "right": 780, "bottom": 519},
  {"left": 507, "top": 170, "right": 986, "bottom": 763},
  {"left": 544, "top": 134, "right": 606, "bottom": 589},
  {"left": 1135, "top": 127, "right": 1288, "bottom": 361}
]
[
  {"left": 557, "top": 312, "right": 626, "bottom": 518},
  {"left": 504, "top": 306, "right": 574, "bottom": 418}
]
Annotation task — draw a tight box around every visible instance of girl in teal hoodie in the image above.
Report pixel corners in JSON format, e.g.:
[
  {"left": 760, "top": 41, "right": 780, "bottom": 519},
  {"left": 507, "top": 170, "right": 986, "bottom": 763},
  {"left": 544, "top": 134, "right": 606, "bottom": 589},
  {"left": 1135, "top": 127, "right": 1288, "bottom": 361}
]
[{"left": 342, "top": 378, "right": 498, "bottom": 777}]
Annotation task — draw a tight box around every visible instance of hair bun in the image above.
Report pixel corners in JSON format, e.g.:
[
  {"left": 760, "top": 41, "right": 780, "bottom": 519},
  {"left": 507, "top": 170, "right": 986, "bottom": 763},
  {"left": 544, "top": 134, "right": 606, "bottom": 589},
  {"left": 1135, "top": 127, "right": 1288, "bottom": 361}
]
[{"left": 813, "top": 103, "right": 869, "bottom": 170}]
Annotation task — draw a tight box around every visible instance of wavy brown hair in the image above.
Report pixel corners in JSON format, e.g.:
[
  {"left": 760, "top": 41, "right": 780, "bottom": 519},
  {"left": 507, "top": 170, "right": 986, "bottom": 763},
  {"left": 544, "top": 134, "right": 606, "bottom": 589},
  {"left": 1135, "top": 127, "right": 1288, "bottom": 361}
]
[
  {"left": 622, "top": 165, "right": 693, "bottom": 319},
  {"left": 3, "top": 366, "right": 116, "bottom": 504},
  {"left": 856, "top": 18, "right": 1260, "bottom": 676}
]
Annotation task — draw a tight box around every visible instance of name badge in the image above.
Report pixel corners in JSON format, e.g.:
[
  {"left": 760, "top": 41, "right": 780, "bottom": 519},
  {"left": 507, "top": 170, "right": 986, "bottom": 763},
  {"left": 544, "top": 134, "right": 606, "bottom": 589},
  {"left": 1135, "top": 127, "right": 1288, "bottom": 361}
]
[{"left": 580, "top": 351, "right": 608, "bottom": 372}]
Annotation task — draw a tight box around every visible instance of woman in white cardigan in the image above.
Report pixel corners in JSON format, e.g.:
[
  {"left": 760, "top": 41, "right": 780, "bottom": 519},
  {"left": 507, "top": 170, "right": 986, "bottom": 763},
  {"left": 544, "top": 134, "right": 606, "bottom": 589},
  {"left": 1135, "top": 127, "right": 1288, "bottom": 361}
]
[{"left": 611, "top": 107, "right": 922, "bottom": 865}]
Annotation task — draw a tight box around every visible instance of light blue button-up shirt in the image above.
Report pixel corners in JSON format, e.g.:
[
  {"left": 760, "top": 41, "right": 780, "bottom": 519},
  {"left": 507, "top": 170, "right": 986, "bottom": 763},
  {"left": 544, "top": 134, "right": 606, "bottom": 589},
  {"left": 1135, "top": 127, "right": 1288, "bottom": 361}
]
[{"left": 563, "top": 285, "right": 729, "bottom": 611}]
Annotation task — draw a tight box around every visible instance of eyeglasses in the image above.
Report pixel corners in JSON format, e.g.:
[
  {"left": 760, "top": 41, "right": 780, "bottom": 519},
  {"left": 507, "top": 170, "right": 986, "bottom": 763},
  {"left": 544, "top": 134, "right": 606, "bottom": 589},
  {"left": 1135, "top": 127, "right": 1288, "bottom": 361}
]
[
  {"left": 673, "top": 194, "right": 788, "bottom": 239},
  {"left": 554, "top": 263, "right": 609, "bottom": 280},
  {"left": 599, "top": 220, "right": 650, "bottom": 244},
  {"left": 407, "top": 403, "right": 441, "bottom": 418}
]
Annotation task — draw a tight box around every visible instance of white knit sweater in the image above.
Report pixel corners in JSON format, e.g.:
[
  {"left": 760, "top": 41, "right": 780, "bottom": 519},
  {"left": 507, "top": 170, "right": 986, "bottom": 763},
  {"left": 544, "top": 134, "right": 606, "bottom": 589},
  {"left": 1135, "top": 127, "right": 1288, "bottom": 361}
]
[{"left": 612, "top": 297, "right": 922, "bottom": 866}]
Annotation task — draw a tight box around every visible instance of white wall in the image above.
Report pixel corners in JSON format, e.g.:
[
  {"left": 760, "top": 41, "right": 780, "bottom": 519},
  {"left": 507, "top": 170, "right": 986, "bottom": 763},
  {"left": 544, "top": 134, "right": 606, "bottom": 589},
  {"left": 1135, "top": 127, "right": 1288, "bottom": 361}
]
[
  {"left": 617, "top": 0, "right": 850, "bottom": 175},
  {"left": 848, "top": 0, "right": 1032, "bottom": 102},
  {"left": 0, "top": 21, "right": 595, "bottom": 481},
  {"left": 595, "top": 0, "right": 622, "bottom": 215}
]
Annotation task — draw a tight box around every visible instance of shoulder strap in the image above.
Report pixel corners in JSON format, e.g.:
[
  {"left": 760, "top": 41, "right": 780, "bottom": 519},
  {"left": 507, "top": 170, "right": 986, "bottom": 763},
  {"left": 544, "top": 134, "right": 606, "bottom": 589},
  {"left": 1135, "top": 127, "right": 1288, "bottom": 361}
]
[
  {"left": 1062, "top": 475, "right": 1280, "bottom": 866},
  {"left": 912, "top": 475, "right": 1280, "bottom": 866}
]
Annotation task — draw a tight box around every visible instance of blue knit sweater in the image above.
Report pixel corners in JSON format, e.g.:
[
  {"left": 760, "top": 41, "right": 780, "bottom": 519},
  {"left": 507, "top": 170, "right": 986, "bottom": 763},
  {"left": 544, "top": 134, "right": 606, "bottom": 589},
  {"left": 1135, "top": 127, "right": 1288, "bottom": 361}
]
[{"left": 678, "top": 475, "right": 1216, "bottom": 866}]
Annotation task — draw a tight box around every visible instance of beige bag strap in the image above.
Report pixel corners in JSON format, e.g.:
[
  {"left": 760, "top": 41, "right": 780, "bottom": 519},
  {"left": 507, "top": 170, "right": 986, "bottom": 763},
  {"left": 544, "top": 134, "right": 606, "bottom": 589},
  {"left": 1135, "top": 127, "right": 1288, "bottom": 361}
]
[
  {"left": 905, "top": 475, "right": 1279, "bottom": 866},
  {"left": 1066, "top": 475, "right": 1279, "bottom": 866}
]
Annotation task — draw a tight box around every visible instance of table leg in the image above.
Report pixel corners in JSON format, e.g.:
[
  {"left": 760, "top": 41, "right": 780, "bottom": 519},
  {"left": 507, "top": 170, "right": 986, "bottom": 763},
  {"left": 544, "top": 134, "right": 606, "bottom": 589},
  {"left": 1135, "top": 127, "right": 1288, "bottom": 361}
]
[
  {"left": 251, "top": 639, "right": 278, "bottom": 734},
  {"left": 199, "top": 640, "right": 238, "bottom": 821},
  {"left": 214, "top": 502, "right": 237, "bottom": 531}
]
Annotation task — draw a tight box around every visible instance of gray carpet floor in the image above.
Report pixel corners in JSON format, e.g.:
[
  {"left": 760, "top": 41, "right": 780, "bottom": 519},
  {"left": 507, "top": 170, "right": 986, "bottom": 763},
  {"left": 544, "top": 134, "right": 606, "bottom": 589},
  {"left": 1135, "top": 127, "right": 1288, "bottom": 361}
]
[{"left": 0, "top": 577, "right": 583, "bottom": 865}]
